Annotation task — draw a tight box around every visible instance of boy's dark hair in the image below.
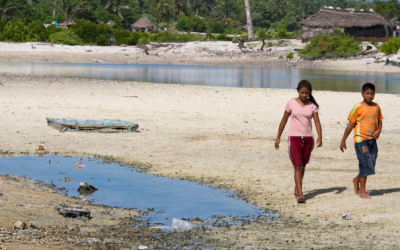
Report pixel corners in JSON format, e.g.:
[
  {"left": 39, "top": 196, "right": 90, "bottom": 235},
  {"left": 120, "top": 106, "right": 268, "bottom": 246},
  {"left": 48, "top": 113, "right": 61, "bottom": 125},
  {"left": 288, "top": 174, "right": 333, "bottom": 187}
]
[
  {"left": 362, "top": 83, "right": 375, "bottom": 92},
  {"left": 297, "top": 79, "right": 319, "bottom": 108}
]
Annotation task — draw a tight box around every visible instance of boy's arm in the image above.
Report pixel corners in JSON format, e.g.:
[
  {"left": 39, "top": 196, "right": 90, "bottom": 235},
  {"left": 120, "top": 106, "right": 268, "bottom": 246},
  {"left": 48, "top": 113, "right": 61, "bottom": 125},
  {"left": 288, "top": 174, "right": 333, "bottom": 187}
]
[
  {"left": 275, "top": 111, "right": 290, "bottom": 150},
  {"left": 372, "top": 120, "right": 383, "bottom": 139},
  {"left": 340, "top": 121, "right": 355, "bottom": 152},
  {"left": 313, "top": 112, "right": 322, "bottom": 147}
]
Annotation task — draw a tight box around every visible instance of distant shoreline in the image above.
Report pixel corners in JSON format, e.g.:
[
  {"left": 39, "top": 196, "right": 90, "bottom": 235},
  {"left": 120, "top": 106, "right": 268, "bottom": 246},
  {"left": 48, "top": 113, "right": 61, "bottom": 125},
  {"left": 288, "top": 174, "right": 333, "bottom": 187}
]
[{"left": 1, "top": 41, "right": 399, "bottom": 73}]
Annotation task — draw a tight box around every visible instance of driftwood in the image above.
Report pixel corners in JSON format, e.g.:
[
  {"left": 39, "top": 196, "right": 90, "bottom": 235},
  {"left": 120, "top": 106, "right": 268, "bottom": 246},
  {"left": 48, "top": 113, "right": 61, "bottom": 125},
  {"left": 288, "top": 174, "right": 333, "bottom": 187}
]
[
  {"left": 260, "top": 32, "right": 271, "bottom": 51},
  {"left": 238, "top": 38, "right": 246, "bottom": 53},
  {"left": 137, "top": 44, "right": 150, "bottom": 55}
]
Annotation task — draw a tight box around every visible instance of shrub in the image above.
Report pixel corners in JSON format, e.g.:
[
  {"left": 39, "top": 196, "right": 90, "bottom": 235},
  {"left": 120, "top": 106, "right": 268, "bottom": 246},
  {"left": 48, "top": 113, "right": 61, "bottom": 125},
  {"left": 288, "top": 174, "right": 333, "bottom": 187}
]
[
  {"left": 1, "top": 19, "right": 28, "bottom": 42},
  {"left": 287, "top": 52, "right": 294, "bottom": 60},
  {"left": 27, "top": 20, "right": 47, "bottom": 42},
  {"left": 49, "top": 30, "right": 84, "bottom": 45},
  {"left": 379, "top": 37, "right": 400, "bottom": 54},
  {"left": 188, "top": 16, "right": 207, "bottom": 33},
  {"left": 70, "top": 20, "right": 111, "bottom": 45},
  {"left": 176, "top": 16, "right": 191, "bottom": 32},
  {"left": 151, "top": 31, "right": 203, "bottom": 43},
  {"left": 210, "top": 22, "right": 225, "bottom": 34},
  {"left": 299, "top": 29, "right": 362, "bottom": 60},
  {"left": 0, "top": 17, "right": 8, "bottom": 34},
  {"left": 138, "top": 36, "right": 150, "bottom": 44},
  {"left": 112, "top": 29, "right": 134, "bottom": 45},
  {"left": 214, "top": 34, "right": 232, "bottom": 41}
]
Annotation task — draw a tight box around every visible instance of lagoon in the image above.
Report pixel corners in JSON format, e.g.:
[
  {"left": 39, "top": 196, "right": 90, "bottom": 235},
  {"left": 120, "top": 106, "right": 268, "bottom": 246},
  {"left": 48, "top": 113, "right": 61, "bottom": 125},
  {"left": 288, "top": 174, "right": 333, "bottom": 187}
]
[{"left": 1, "top": 62, "right": 400, "bottom": 93}]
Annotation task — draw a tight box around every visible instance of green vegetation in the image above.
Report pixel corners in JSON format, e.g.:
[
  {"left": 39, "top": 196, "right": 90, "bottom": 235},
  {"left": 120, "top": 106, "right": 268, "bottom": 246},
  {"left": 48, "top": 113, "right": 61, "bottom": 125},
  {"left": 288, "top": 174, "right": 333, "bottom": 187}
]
[
  {"left": 380, "top": 37, "right": 400, "bottom": 54},
  {"left": 0, "top": 0, "right": 399, "bottom": 45},
  {"left": 286, "top": 52, "right": 294, "bottom": 60},
  {"left": 48, "top": 30, "right": 83, "bottom": 45},
  {"left": 299, "top": 29, "right": 362, "bottom": 60}
]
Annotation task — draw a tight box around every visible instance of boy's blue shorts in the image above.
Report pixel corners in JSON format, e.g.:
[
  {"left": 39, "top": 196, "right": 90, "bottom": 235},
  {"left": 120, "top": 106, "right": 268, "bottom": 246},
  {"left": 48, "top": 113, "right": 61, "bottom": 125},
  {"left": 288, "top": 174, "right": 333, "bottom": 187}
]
[{"left": 354, "top": 139, "right": 378, "bottom": 177}]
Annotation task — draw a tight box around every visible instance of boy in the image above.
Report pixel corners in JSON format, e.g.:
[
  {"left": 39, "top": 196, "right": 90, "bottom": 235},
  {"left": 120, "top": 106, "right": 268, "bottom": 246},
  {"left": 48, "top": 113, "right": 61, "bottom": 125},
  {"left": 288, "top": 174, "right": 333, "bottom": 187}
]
[{"left": 340, "top": 83, "right": 383, "bottom": 199}]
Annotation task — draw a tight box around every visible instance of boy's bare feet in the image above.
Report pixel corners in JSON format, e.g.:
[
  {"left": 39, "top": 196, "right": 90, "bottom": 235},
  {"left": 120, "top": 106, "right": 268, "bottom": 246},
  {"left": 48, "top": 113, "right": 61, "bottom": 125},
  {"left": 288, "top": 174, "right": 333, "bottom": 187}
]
[
  {"left": 352, "top": 177, "right": 360, "bottom": 195},
  {"left": 359, "top": 192, "right": 372, "bottom": 199}
]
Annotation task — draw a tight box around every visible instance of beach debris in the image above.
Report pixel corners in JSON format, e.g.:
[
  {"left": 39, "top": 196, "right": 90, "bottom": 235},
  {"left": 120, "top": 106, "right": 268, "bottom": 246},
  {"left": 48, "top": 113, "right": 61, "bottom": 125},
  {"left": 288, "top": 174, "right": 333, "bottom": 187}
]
[
  {"left": 46, "top": 118, "right": 139, "bottom": 133},
  {"left": 13, "top": 221, "right": 27, "bottom": 230},
  {"left": 75, "top": 162, "right": 85, "bottom": 169},
  {"left": 86, "top": 50, "right": 92, "bottom": 52},
  {"left": 138, "top": 246, "right": 148, "bottom": 250},
  {"left": 342, "top": 214, "right": 351, "bottom": 220},
  {"left": 35, "top": 145, "right": 48, "bottom": 157},
  {"left": 61, "top": 177, "right": 72, "bottom": 182},
  {"left": 171, "top": 218, "right": 196, "bottom": 232},
  {"left": 92, "top": 58, "right": 104, "bottom": 63},
  {"left": 54, "top": 204, "right": 91, "bottom": 218},
  {"left": 359, "top": 44, "right": 378, "bottom": 55},
  {"left": 78, "top": 182, "right": 98, "bottom": 200},
  {"left": 78, "top": 182, "right": 97, "bottom": 191}
]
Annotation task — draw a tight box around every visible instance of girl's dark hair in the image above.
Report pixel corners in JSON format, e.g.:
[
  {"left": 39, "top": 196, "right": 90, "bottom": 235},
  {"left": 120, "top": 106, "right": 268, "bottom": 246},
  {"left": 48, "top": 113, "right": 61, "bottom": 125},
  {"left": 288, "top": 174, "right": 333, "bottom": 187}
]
[{"left": 297, "top": 79, "right": 319, "bottom": 108}]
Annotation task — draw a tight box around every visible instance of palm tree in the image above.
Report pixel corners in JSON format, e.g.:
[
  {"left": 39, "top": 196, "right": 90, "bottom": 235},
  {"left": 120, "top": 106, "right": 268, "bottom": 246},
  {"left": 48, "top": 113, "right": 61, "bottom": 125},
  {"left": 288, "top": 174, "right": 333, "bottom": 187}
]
[
  {"left": 239, "top": 0, "right": 254, "bottom": 40},
  {"left": 0, "top": 0, "right": 23, "bottom": 17},
  {"left": 155, "top": 0, "right": 171, "bottom": 23},
  {"left": 49, "top": 0, "right": 89, "bottom": 22},
  {"left": 172, "top": 0, "right": 185, "bottom": 19}
]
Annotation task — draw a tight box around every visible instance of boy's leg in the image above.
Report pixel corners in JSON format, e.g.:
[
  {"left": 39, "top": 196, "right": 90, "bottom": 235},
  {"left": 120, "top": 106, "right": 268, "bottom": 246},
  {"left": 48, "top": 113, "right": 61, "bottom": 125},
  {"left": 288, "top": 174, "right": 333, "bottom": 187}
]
[
  {"left": 359, "top": 176, "right": 371, "bottom": 199},
  {"left": 352, "top": 175, "right": 360, "bottom": 195}
]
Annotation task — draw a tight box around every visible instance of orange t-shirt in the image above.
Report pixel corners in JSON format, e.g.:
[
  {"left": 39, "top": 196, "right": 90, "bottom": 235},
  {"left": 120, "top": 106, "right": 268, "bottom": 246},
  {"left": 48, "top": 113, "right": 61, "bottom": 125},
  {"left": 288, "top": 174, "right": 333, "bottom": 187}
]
[{"left": 348, "top": 102, "right": 383, "bottom": 143}]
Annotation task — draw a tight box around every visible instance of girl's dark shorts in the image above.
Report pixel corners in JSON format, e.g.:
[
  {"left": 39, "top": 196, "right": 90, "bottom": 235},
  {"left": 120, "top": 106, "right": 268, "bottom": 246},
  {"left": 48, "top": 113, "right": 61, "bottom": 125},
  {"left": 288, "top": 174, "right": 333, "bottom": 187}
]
[
  {"left": 288, "top": 136, "right": 314, "bottom": 168},
  {"left": 355, "top": 139, "right": 378, "bottom": 177}
]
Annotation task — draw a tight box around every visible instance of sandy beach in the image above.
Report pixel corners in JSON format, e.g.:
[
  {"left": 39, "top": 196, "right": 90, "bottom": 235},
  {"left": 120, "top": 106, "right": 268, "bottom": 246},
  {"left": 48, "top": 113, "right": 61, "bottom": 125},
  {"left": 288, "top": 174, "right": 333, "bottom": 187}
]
[{"left": 1, "top": 41, "right": 400, "bottom": 249}]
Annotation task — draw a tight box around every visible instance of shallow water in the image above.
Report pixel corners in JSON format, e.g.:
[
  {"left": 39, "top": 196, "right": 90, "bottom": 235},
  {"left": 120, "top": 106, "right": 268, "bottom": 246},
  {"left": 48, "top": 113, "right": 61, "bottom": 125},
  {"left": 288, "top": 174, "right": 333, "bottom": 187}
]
[
  {"left": 1, "top": 62, "right": 400, "bottom": 93},
  {"left": 0, "top": 155, "right": 274, "bottom": 227}
]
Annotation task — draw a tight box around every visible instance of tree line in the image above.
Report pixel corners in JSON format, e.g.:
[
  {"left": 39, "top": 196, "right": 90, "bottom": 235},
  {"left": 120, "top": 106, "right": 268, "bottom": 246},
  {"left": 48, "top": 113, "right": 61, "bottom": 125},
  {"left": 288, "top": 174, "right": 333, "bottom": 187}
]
[{"left": 0, "top": 0, "right": 399, "bottom": 34}]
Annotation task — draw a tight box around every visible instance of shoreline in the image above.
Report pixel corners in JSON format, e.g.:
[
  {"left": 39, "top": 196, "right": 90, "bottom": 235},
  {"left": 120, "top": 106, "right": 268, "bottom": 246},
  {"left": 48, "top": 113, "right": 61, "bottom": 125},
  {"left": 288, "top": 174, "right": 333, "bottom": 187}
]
[
  {"left": 1, "top": 41, "right": 400, "bottom": 73},
  {"left": 1, "top": 41, "right": 400, "bottom": 248}
]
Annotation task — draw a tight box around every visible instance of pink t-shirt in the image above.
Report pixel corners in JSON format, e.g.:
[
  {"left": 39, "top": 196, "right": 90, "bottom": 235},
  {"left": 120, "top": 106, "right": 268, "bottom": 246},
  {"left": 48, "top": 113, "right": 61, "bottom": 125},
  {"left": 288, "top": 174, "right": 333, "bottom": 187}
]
[{"left": 285, "top": 98, "right": 318, "bottom": 137}]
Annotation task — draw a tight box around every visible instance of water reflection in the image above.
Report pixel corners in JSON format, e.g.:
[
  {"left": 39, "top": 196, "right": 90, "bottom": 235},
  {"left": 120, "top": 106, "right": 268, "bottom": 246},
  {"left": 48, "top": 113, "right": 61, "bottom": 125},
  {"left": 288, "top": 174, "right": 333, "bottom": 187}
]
[
  {"left": 0, "top": 155, "right": 271, "bottom": 226},
  {"left": 1, "top": 62, "right": 400, "bottom": 93}
]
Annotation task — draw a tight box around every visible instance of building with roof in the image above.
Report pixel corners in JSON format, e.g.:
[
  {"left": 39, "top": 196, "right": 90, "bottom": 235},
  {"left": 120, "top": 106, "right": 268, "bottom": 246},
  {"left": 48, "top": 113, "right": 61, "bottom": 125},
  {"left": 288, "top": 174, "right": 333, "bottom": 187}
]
[
  {"left": 301, "top": 7, "right": 392, "bottom": 42},
  {"left": 131, "top": 17, "right": 157, "bottom": 32}
]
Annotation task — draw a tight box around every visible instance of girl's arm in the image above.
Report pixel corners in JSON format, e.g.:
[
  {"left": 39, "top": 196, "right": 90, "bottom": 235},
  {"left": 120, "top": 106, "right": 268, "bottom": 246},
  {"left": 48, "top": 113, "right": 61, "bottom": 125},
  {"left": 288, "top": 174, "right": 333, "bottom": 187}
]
[
  {"left": 340, "top": 121, "right": 355, "bottom": 152},
  {"left": 275, "top": 111, "right": 290, "bottom": 150},
  {"left": 313, "top": 112, "right": 322, "bottom": 147}
]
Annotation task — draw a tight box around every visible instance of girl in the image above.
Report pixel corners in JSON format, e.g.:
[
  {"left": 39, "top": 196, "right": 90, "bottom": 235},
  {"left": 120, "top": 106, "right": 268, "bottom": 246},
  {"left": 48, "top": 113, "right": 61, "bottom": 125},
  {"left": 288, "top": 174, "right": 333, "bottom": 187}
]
[{"left": 274, "top": 80, "right": 322, "bottom": 203}]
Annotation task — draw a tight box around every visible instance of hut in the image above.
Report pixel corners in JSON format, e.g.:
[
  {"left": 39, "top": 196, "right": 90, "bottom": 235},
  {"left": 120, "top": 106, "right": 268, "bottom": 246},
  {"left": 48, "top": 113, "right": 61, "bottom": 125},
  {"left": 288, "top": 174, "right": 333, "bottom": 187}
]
[
  {"left": 59, "top": 19, "right": 76, "bottom": 29},
  {"left": 301, "top": 7, "right": 392, "bottom": 42},
  {"left": 131, "top": 17, "right": 157, "bottom": 32}
]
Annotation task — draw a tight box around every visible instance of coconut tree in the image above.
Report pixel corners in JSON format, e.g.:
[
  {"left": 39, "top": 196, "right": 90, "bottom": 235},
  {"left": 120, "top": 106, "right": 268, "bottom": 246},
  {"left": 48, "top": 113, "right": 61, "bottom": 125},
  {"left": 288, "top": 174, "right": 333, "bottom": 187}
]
[
  {"left": 155, "top": 0, "right": 171, "bottom": 23},
  {"left": 0, "top": 0, "right": 24, "bottom": 17},
  {"left": 49, "top": 0, "right": 90, "bottom": 22},
  {"left": 238, "top": 0, "right": 254, "bottom": 40},
  {"left": 172, "top": 0, "right": 185, "bottom": 19}
]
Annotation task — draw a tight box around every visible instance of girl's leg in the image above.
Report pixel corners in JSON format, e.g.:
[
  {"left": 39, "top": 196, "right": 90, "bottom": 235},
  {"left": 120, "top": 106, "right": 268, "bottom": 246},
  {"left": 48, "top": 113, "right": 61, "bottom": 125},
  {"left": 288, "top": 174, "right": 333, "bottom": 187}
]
[
  {"left": 359, "top": 176, "right": 371, "bottom": 199},
  {"left": 294, "top": 166, "right": 305, "bottom": 198}
]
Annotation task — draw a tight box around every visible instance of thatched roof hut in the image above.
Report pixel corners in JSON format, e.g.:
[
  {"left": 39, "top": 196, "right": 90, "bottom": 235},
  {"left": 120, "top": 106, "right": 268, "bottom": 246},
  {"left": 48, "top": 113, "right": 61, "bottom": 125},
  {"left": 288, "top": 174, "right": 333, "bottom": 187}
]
[
  {"left": 131, "top": 17, "right": 157, "bottom": 32},
  {"left": 301, "top": 7, "right": 392, "bottom": 42},
  {"left": 59, "top": 19, "right": 76, "bottom": 29}
]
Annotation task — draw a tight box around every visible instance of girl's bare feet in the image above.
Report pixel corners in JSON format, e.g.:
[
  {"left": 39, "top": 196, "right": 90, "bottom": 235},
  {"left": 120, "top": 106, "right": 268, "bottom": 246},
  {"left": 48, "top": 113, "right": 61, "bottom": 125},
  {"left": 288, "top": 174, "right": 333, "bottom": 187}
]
[{"left": 352, "top": 177, "right": 360, "bottom": 195}]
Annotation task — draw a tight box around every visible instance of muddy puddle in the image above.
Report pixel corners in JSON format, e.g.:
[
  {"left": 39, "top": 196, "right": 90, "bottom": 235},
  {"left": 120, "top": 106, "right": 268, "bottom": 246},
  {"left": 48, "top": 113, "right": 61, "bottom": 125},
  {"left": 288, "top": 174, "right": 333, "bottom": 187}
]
[{"left": 0, "top": 155, "right": 276, "bottom": 230}]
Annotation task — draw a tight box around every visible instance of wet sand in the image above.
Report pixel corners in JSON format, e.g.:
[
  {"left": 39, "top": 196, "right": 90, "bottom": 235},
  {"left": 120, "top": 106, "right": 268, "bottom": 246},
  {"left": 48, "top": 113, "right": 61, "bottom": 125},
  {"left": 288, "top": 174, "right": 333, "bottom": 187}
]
[{"left": 1, "top": 42, "right": 400, "bottom": 249}]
